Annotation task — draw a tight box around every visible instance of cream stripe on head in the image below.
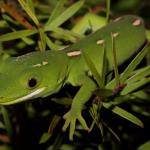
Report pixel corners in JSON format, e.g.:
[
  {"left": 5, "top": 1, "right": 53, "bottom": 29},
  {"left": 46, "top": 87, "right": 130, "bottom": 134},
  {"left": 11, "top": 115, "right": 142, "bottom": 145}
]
[{"left": 3, "top": 87, "right": 46, "bottom": 105}]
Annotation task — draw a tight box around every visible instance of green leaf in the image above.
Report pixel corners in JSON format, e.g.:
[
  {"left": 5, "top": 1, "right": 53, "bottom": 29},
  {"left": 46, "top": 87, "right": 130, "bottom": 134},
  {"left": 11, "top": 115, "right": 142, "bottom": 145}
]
[
  {"left": 103, "top": 121, "right": 120, "bottom": 142},
  {"left": 1, "top": 25, "right": 35, "bottom": 45},
  {"left": 0, "top": 122, "right": 6, "bottom": 129},
  {"left": 22, "top": 37, "right": 35, "bottom": 45},
  {"left": 0, "top": 20, "right": 7, "bottom": 28},
  {"left": 52, "top": 144, "right": 74, "bottom": 150},
  {"left": 132, "top": 105, "right": 150, "bottom": 117},
  {"left": 89, "top": 104, "right": 103, "bottom": 136},
  {"left": 132, "top": 90, "right": 150, "bottom": 100},
  {"left": 137, "top": 141, "right": 150, "bottom": 150},
  {"left": 0, "top": 145, "right": 11, "bottom": 150},
  {"left": 94, "top": 88, "right": 114, "bottom": 97},
  {"left": 51, "top": 97, "right": 72, "bottom": 105},
  {"left": 1, "top": 106, "right": 13, "bottom": 140},
  {"left": 39, "top": 28, "right": 46, "bottom": 51},
  {"left": 39, "top": 132, "right": 51, "bottom": 144},
  {"left": 27, "top": 0, "right": 35, "bottom": 14},
  {"left": 99, "top": 41, "right": 106, "bottom": 87},
  {"left": 50, "top": 27, "right": 79, "bottom": 43},
  {"left": 120, "top": 42, "right": 150, "bottom": 83},
  {"left": 126, "top": 66, "right": 150, "bottom": 84},
  {"left": 106, "top": 0, "right": 111, "bottom": 23},
  {"left": 82, "top": 50, "right": 103, "bottom": 88},
  {"left": 2, "top": 14, "right": 19, "bottom": 25},
  {"left": 46, "top": 0, "right": 68, "bottom": 24},
  {"left": 146, "top": 49, "right": 150, "bottom": 65},
  {"left": 121, "top": 77, "right": 150, "bottom": 95},
  {"left": 106, "top": 43, "right": 150, "bottom": 89},
  {"left": 18, "top": 0, "right": 39, "bottom": 25},
  {"left": 103, "top": 103, "right": 144, "bottom": 127},
  {"left": 44, "top": 0, "right": 85, "bottom": 31},
  {"left": 0, "top": 29, "right": 37, "bottom": 42},
  {"left": 111, "top": 32, "right": 120, "bottom": 86},
  {"left": 48, "top": 115, "right": 61, "bottom": 134},
  {"left": 82, "top": 41, "right": 106, "bottom": 88},
  {"left": 146, "top": 30, "right": 150, "bottom": 40},
  {"left": 46, "top": 36, "right": 62, "bottom": 50}
]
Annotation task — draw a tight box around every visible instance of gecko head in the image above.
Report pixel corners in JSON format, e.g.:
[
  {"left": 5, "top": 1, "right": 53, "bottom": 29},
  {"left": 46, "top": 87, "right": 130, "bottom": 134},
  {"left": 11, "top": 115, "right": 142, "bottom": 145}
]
[{"left": 0, "top": 51, "right": 69, "bottom": 105}]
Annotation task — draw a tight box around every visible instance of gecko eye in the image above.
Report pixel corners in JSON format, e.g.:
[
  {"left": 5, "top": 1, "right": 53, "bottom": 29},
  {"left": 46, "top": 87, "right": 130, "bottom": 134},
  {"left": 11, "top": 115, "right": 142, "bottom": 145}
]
[{"left": 28, "top": 78, "right": 38, "bottom": 88}]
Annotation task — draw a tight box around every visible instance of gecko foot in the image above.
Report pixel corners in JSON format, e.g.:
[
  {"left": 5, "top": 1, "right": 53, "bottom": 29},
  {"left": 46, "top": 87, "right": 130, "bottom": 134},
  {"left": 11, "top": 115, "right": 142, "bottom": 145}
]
[{"left": 62, "top": 110, "right": 89, "bottom": 141}]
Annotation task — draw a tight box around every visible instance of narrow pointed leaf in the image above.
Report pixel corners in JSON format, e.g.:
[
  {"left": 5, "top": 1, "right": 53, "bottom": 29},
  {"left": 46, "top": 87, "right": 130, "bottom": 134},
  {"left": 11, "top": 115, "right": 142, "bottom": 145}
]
[
  {"left": 132, "top": 90, "right": 150, "bottom": 100},
  {"left": 46, "top": 0, "right": 68, "bottom": 24},
  {"left": 39, "top": 132, "right": 51, "bottom": 144},
  {"left": 126, "top": 66, "right": 150, "bottom": 84},
  {"left": 39, "top": 28, "right": 46, "bottom": 51},
  {"left": 111, "top": 32, "right": 120, "bottom": 86},
  {"left": 103, "top": 103, "right": 144, "bottom": 127},
  {"left": 94, "top": 88, "right": 114, "bottom": 97},
  {"left": 45, "top": 0, "right": 85, "bottom": 31},
  {"left": 0, "top": 29, "right": 37, "bottom": 42},
  {"left": 46, "top": 36, "right": 61, "bottom": 50},
  {"left": 22, "top": 37, "right": 34, "bottom": 45},
  {"left": 121, "top": 77, "right": 150, "bottom": 95},
  {"left": 1, "top": 106, "right": 13, "bottom": 139},
  {"left": 48, "top": 115, "right": 61, "bottom": 134},
  {"left": 106, "top": 43, "right": 150, "bottom": 89},
  {"left": 120, "top": 42, "right": 150, "bottom": 83},
  {"left": 27, "top": 0, "right": 35, "bottom": 14},
  {"left": 99, "top": 43, "right": 106, "bottom": 87},
  {"left": 51, "top": 27, "right": 78, "bottom": 42},
  {"left": 51, "top": 97, "right": 72, "bottom": 105},
  {"left": 18, "top": 0, "right": 39, "bottom": 25},
  {"left": 146, "top": 30, "right": 150, "bottom": 40},
  {"left": 137, "top": 141, "right": 150, "bottom": 150},
  {"left": 82, "top": 51, "right": 103, "bottom": 88},
  {"left": 106, "top": 0, "right": 111, "bottom": 23}
]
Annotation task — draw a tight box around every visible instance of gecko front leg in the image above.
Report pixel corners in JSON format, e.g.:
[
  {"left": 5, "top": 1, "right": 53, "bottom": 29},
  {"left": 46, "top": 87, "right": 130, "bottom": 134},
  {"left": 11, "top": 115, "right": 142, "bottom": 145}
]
[{"left": 62, "top": 77, "right": 97, "bottom": 140}]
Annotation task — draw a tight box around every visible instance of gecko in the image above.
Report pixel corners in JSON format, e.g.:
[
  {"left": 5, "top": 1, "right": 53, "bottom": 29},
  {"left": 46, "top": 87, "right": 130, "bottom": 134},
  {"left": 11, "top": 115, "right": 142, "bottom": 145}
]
[{"left": 0, "top": 15, "right": 147, "bottom": 140}]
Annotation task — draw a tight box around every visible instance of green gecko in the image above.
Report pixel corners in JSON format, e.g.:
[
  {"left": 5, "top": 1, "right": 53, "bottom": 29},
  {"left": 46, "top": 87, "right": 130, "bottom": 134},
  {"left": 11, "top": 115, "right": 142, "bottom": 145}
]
[{"left": 0, "top": 15, "right": 147, "bottom": 140}]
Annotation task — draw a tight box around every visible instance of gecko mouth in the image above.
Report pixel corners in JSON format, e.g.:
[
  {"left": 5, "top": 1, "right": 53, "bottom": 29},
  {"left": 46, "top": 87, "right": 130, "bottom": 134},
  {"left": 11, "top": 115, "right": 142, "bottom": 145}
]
[{"left": 0, "top": 87, "right": 46, "bottom": 105}]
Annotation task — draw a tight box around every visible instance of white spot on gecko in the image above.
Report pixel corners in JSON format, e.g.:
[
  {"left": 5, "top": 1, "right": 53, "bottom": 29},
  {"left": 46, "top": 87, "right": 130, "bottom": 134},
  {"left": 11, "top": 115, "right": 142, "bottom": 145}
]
[
  {"left": 132, "top": 19, "right": 141, "bottom": 26},
  {"left": 67, "top": 51, "right": 81, "bottom": 57},
  {"left": 32, "top": 61, "right": 48, "bottom": 67},
  {"left": 32, "top": 64, "right": 42, "bottom": 67},
  {"left": 96, "top": 39, "right": 104, "bottom": 45},
  {"left": 112, "top": 32, "right": 119, "bottom": 38},
  {"left": 42, "top": 61, "right": 48, "bottom": 65}
]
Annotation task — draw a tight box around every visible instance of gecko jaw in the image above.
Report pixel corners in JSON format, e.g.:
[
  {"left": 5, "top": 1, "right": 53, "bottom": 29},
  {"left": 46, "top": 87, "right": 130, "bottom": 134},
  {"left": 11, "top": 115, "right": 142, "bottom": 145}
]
[{"left": 1, "top": 87, "right": 46, "bottom": 105}]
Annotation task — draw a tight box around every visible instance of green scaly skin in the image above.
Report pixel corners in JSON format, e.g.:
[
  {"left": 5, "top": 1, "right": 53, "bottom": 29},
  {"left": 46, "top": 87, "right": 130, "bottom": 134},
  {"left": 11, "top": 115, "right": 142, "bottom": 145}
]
[{"left": 0, "top": 15, "right": 146, "bottom": 140}]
